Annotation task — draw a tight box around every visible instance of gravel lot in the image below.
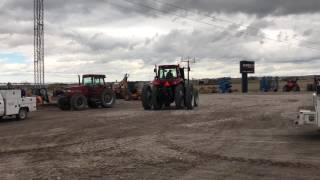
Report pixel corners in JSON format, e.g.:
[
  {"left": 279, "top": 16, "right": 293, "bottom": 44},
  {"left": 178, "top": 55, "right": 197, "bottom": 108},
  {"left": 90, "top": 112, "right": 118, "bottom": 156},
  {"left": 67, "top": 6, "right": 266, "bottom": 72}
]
[{"left": 0, "top": 93, "right": 319, "bottom": 179}]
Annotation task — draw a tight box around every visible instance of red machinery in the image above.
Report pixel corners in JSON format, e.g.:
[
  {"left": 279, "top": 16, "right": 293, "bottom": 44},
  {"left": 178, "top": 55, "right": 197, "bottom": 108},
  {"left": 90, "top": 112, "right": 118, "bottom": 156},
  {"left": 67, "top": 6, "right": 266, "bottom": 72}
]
[
  {"left": 141, "top": 63, "right": 199, "bottom": 110},
  {"left": 283, "top": 78, "right": 300, "bottom": 92},
  {"left": 57, "top": 74, "right": 115, "bottom": 110}
]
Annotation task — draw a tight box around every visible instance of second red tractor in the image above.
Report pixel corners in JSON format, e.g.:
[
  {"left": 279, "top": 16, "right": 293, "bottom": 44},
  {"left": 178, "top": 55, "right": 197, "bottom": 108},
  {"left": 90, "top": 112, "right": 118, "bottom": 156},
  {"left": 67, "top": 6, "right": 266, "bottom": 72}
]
[
  {"left": 141, "top": 63, "right": 199, "bottom": 110},
  {"left": 57, "top": 74, "right": 115, "bottom": 111}
]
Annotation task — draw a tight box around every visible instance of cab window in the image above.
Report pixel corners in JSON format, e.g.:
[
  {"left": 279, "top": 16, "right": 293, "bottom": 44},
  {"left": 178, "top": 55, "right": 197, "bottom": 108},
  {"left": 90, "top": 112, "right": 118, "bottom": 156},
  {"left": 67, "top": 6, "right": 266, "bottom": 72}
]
[
  {"left": 83, "top": 77, "right": 93, "bottom": 86},
  {"left": 94, "top": 78, "right": 104, "bottom": 86},
  {"left": 159, "top": 68, "right": 177, "bottom": 79}
]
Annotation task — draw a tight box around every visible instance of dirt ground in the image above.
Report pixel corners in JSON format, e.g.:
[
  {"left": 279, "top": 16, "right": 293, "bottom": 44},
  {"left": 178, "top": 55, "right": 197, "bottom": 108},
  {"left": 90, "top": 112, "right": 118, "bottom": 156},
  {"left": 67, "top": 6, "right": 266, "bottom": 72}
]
[{"left": 0, "top": 93, "right": 320, "bottom": 179}]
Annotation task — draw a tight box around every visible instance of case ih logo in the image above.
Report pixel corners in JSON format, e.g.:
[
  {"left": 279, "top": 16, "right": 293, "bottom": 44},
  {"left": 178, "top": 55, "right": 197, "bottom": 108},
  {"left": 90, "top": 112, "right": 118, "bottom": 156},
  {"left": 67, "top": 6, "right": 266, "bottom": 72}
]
[{"left": 240, "top": 61, "right": 255, "bottom": 73}]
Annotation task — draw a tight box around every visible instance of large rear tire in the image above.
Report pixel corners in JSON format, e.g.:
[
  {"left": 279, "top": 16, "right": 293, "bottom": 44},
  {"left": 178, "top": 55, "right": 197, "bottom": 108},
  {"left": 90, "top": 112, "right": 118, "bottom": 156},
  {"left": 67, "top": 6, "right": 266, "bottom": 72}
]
[
  {"left": 101, "top": 89, "right": 116, "bottom": 108},
  {"left": 185, "top": 85, "right": 194, "bottom": 110},
  {"left": 152, "top": 86, "right": 162, "bottom": 110},
  {"left": 141, "top": 85, "right": 152, "bottom": 110},
  {"left": 175, "top": 84, "right": 184, "bottom": 109},
  {"left": 58, "top": 96, "right": 71, "bottom": 111},
  {"left": 70, "top": 94, "right": 87, "bottom": 111}
]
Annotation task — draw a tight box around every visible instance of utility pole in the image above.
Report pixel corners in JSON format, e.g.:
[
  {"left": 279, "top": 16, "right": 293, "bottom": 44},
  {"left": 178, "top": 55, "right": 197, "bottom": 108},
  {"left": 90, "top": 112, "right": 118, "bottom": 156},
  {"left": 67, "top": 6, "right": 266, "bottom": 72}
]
[
  {"left": 181, "top": 57, "right": 196, "bottom": 85},
  {"left": 34, "top": 0, "right": 44, "bottom": 88}
]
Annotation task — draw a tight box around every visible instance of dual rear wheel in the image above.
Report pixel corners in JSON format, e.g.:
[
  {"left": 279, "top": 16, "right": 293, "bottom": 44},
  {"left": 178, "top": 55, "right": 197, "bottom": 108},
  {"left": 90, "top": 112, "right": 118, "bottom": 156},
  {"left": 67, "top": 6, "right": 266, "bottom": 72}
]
[{"left": 141, "top": 84, "right": 199, "bottom": 110}]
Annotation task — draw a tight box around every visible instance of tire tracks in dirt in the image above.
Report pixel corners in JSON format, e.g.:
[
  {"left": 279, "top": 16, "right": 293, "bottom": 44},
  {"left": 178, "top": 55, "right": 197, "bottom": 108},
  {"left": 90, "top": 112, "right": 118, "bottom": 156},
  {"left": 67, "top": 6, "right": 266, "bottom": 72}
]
[{"left": 157, "top": 129, "right": 318, "bottom": 170}]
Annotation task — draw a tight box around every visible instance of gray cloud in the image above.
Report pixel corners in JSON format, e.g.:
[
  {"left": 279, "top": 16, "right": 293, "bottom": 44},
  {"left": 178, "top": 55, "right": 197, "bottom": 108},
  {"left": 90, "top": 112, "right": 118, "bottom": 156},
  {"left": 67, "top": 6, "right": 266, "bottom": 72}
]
[
  {"left": 142, "top": 0, "right": 320, "bottom": 17},
  {"left": 1, "top": 0, "right": 320, "bottom": 82}
]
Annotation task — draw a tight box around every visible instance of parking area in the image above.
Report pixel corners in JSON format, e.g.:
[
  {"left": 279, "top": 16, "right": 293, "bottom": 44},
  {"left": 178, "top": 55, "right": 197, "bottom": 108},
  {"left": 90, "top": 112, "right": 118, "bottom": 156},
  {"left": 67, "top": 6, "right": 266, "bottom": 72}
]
[{"left": 0, "top": 93, "right": 319, "bottom": 179}]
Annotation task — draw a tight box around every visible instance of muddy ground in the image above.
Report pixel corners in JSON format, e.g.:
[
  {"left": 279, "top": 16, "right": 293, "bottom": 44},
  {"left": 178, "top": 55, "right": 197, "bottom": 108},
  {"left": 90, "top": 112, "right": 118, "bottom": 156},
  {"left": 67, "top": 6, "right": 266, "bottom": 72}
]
[{"left": 0, "top": 93, "right": 319, "bottom": 179}]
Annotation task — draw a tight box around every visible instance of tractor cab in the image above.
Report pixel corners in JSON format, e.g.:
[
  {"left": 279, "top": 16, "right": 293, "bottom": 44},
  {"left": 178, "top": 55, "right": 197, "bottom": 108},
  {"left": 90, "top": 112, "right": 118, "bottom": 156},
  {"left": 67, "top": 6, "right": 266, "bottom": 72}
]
[
  {"left": 156, "top": 65, "right": 185, "bottom": 80},
  {"left": 153, "top": 65, "right": 185, "bottom": 87},
  {"left": 82, "top": 74, "right": 106, "bottom": 87}
]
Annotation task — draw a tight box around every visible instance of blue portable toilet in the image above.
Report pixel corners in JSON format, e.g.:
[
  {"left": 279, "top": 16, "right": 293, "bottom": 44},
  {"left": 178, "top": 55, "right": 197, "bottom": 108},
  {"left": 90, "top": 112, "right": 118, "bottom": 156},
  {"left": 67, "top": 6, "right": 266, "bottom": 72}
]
[
  {"left": 218, "top": 78, "right": 232, "bottom": 93},
  {"left": 260, "top": 77, "right": 279, "bottom": 92}
]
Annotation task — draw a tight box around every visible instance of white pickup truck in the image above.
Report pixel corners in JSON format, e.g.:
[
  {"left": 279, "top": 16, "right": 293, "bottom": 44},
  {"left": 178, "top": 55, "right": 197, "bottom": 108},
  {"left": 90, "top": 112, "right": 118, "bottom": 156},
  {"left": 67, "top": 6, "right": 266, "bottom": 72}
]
[{"left": 0, "top": 90, "right": 37, "bottom": 120}]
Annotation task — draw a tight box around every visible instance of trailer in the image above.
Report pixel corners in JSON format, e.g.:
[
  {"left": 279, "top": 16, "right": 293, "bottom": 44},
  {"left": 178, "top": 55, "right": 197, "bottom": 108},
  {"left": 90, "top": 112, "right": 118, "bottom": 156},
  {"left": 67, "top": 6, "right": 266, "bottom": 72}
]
[{"left": 0, "top": 90, "right": 37, "bottom": 120}]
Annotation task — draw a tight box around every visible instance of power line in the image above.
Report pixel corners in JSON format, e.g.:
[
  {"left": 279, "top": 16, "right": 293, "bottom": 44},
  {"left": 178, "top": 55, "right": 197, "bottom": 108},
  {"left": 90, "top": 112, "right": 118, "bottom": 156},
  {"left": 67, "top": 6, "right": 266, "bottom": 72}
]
[
  {"left": 118, "top": 0, "right": 228, "bottom": 30},
  {"left": 150, "top": 0, "right": 320, "bottom": 49},
  {"left": 120, "top": 0, "right": 320, "bottom": 52}
]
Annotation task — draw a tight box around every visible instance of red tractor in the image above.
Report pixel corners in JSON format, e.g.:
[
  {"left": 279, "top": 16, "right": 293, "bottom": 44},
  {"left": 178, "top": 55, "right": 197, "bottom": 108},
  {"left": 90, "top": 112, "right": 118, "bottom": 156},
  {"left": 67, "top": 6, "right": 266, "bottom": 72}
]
[
  {"left": 283, "top": 78, "right": 300, "bottom": 92},
  {"left": 57, "top": 74, "right": 115, "bottom": 111},
  {"left": 141, "top": 63, "right": 199, "bottom": 110}
]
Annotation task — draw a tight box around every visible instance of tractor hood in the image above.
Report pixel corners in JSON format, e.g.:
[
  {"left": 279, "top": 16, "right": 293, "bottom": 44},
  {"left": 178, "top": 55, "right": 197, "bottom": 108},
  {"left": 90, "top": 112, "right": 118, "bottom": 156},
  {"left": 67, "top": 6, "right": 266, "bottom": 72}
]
[{"left": 63, "top": 85, "right": 87, "bottom": 94}]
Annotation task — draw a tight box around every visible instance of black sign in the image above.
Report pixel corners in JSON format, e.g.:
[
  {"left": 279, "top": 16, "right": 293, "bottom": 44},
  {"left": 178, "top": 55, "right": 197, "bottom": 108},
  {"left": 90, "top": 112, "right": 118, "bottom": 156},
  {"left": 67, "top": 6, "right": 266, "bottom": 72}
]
[{"left": 240, "top": 61, "right": 255, "bottom": 74}]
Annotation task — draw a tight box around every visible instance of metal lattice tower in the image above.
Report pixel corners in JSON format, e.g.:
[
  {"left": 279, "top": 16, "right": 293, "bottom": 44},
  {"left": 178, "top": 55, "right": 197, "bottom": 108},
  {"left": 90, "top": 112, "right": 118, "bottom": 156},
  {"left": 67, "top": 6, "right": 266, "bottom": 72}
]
[{"left": 34, "top": 0, "right": 44, "bottom": 87}]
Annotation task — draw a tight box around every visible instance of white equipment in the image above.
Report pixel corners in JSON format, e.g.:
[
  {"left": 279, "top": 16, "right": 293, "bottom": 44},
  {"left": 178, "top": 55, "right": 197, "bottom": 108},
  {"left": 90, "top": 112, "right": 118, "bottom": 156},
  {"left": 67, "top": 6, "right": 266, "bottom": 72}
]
[
  {"left": 0, "top": 90, "right": 37, "bottom": 120},
  {"left": 297, "top": 93, "right": 320, "bottom": 126}
]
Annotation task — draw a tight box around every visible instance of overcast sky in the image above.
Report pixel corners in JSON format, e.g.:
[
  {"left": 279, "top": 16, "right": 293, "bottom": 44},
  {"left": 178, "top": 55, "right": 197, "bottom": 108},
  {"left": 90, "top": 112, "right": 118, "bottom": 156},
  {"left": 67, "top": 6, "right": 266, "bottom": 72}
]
[{"left": 1, "top": 0, "right": 320, "bottom": 83}]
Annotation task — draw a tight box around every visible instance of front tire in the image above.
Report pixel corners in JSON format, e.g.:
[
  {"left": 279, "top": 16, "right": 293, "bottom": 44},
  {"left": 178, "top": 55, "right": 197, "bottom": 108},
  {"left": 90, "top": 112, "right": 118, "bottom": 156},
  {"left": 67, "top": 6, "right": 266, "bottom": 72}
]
[
  {"left": 16, "top": 108, "right": 28, "bottom": 120},
  {"left": 101, "top": 89, "right": 116, "bottom": 108},
  {"left": 58, "top": 96, "right": 71, "bottom": 110},
  {"left": 70, "top": 94, "right": 87, "bottom": 111}
]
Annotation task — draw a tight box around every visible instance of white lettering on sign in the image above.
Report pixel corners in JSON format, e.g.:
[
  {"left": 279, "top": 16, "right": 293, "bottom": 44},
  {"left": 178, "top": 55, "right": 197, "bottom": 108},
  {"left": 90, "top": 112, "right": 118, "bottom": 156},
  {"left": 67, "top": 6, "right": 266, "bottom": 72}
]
[{"left": 243, "top": 64, "right": 254, "bottom": 68}]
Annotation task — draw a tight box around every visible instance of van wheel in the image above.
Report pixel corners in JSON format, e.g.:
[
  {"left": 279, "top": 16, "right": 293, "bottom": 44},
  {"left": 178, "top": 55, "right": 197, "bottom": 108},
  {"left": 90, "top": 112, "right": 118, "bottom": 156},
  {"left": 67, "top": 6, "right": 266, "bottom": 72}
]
[{"left": 16, "top": 108, "right": 28, "bottom": 120}]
